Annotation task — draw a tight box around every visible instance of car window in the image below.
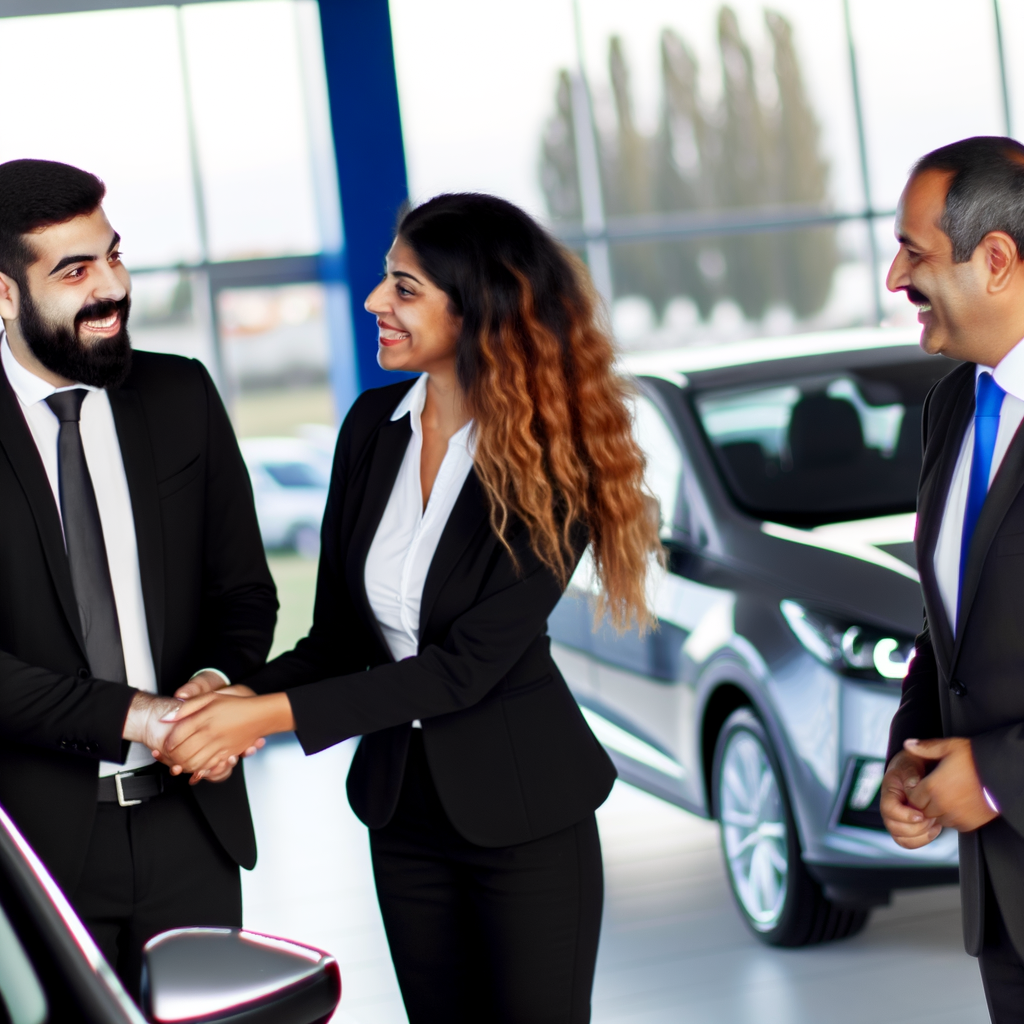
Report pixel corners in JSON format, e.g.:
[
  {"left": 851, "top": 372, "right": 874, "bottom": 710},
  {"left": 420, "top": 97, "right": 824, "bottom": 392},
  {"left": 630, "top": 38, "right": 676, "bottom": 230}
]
[
  {"left": 634, "top": 394, "right": 684, "bottom": 538},
  {"left": 692, "top": 360, "right": 948, "bottom": 526},
  {"left": 263, "top": 461, "right": 329, "bottom": 488},
  {"left": 0, "top": 898, "right": 47, "bottom": 1024}
]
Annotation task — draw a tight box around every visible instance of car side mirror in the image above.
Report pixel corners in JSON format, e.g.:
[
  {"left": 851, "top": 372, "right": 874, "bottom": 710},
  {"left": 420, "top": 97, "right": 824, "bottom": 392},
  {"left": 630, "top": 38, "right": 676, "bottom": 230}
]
[{"left": 141, "top": 927, "right": 340, "bottom": 1024}]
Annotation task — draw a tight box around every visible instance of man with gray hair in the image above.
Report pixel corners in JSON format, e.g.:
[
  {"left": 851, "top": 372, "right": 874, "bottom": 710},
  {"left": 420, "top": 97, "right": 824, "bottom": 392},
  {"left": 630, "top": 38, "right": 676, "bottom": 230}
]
[{"left": 881, "top": 136, "right": 1024, "bottom": 1022}]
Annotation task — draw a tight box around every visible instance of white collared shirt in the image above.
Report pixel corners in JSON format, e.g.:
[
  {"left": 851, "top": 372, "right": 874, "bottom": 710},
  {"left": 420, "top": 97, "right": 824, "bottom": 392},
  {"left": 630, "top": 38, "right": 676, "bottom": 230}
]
[
  {"left": 1, "top": 332, "right": 159, "bottom": 776},
  {"left": 364, "top": 375, "right": 476, "bottom": 716},
  {"left": 933, "top": 338, "right": 1024, "bottom": 631}
]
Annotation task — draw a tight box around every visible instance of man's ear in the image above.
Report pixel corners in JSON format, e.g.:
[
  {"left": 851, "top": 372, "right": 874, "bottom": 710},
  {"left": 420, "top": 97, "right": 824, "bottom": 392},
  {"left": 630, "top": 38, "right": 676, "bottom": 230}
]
[
  {"left": 982, "top": 231, "right": 1019, "bottom": 292},
  {"left": 0, "top": 271, "right": 19, "bottom": 322}
]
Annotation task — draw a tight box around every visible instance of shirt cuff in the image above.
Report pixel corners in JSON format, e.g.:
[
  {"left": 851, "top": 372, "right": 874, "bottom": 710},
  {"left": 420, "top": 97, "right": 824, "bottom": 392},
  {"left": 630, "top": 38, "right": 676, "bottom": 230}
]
[{"left": 190, "top": 667, "right": 231, "bottom": 688}]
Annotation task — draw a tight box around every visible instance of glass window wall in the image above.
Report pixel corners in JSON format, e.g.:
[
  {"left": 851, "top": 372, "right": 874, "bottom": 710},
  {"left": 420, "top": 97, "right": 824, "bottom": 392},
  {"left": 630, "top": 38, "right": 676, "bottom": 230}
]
[{"left": 390, "top": 0, "right": 1016, "bottom": 349}]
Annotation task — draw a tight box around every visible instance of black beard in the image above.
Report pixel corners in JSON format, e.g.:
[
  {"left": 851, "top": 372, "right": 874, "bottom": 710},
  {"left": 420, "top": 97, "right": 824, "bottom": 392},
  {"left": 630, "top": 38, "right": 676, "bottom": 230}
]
[{"left": 19, "top": 290, "right": 132, "bottom": 389}]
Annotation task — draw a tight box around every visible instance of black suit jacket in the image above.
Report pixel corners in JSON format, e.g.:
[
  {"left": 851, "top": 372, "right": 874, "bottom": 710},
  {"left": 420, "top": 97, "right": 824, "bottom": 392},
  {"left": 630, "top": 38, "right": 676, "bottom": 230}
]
[
  {"left": 0, "top": 351, "right": 277, "bottom": 892},
  {"left": 248, "top": 380, "right": 616, "bottom": 847},
  {"left": 889, "top": 360, "right": 1024, "bottom": 957}
]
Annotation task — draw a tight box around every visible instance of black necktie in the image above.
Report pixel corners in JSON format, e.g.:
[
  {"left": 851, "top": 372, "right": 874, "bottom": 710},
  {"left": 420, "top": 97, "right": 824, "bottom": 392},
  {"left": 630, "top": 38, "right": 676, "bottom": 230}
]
[{"left": 45, "top": 389, "right": 127, "bottom": 684}]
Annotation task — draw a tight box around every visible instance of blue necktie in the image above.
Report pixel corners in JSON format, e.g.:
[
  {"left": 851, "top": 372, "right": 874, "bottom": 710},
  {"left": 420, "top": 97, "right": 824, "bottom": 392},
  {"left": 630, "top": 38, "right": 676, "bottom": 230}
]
[{"left": 960, "top": 371, "right": 1006, "bottom": 593}]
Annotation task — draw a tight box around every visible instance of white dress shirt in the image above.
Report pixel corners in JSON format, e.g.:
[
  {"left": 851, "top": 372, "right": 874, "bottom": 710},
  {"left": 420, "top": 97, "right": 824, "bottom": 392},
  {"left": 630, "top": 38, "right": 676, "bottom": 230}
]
[
  {"left": 933, "top": 339, "right": 1024, "bottom": 631},
  {"left": 364, "top": 375, "right": 476, "bottom": 727},
  {"left": 1, "top": 333, "right": 159, "bottom": 776}
]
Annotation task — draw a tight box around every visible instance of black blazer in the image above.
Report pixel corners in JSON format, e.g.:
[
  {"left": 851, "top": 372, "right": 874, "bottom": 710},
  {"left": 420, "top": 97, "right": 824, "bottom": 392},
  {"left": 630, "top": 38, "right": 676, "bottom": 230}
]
[
  {"left": 248, "top": 379, "right": 616, "bottom": 847},
  {"left": 889, "top": 361, "right": 1024, "bottom": 957},
  {"left": 0, "top": 351, "right": 277, "bottom": 892}
]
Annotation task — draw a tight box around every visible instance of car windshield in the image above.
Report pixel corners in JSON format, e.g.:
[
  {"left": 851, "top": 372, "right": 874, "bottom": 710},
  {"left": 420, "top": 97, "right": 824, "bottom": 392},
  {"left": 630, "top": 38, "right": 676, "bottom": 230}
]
[
  {"left": 692, "top": 358, "right": 952, "bottom": 526},
  {"left": 263, "top": 461, "right": 329, "bottom": 488}
]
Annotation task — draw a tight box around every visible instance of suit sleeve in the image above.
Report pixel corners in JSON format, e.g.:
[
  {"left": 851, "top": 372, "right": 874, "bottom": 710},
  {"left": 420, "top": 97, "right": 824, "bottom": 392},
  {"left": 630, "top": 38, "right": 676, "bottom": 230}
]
[
  {"left": 886, "top": 389, "right": 945, "bottom": 767},
  {"left": 285, "top": 522, "right": 583, "bottom": 755},
  {"left": 246, "top": 392, "right": 389, "bottom": 694},
  {"left": 192, "top": 362, "right": 278, "bottom": 682},
  {"left": 0, "top": 651, "right": 135, "bottom": 761},
  {"left": 971, "top": 728, "right": 1024, "bottom": 837},
  {"left": 886, "top": 624, "right": 943, "bottom": 765}
]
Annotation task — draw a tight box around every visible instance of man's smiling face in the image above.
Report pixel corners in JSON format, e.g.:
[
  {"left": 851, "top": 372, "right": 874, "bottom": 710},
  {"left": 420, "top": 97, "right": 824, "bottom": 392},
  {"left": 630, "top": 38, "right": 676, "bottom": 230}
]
[
  {"left": 886, "top": 168, "right": 988, "bottom": 359},
  {"left": 17, "top": 205, "right": 132, "bottom": 387}
]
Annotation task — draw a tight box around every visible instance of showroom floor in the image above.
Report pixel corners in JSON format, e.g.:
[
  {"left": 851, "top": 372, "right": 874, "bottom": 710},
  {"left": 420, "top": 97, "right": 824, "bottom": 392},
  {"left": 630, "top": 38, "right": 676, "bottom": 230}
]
[{"left": 240, "top": 734, "right": 989, "bottom": 1024}]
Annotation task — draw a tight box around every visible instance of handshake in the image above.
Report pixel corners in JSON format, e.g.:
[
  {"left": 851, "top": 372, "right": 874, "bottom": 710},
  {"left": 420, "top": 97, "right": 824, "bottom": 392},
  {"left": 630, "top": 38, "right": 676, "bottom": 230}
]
[{"left": 123, "top": 671, "right": 269, "bottom": 785}]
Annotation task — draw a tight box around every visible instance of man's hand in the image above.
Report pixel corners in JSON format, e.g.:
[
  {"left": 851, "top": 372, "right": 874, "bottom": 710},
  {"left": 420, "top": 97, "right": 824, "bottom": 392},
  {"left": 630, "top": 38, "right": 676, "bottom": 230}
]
[
  {"left": 123, "top": 692, "right": 182, "bottom": 752},
  {"left": 175, "top": 670, "right": 229, "bottom": 701},
  {"left": 880, "top": 748, "right": 941, "bottom": 848},
  {"left": 123, "top": 693, "right": 252, "bottom": 785},
  {"left": 903, "top": 737, "right": 999, "bottom": 832}
]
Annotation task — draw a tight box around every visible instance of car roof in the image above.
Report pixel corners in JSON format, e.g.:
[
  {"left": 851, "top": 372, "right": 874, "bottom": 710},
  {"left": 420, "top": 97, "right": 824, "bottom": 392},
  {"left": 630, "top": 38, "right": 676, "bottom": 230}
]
[
  {"left": 239, "top": 437, "right": 325, "bottom": 463},
  {"left": 621, "top": 327, "right": 928, "bottom": 390}
]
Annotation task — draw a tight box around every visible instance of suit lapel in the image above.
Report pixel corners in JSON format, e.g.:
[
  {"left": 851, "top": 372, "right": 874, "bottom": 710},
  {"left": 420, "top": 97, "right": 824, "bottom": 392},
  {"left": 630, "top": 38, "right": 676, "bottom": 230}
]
[
  {"left": 418, "top": 471, "right": 489, "bottom": 640},
  {"left": 952, "top": 412, "right": 1024, "bottom": 666},
  {"left": 0, "top": 364, "right": 86, "bottom": 658},
  {"left": 347, "top": 415, "right": 413, "bottom": 658},
  {"left": 108, "top": 387, "right": 166, "bottom": 682},
  {"left": 916, "top": 367, "right": 974, "bottom": 678}
]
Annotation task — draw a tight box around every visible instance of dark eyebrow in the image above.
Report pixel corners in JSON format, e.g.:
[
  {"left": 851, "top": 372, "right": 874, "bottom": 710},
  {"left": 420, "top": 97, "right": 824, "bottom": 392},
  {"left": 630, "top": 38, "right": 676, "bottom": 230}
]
[
  {"left": 48, "top": 231, "right": 121, "bottom": 276},
  {"left": 897, "top": 231, "right": 921, "bottom": 249},
  {"left": 392, "top": 270, "right": 423, "bottom": 284}
]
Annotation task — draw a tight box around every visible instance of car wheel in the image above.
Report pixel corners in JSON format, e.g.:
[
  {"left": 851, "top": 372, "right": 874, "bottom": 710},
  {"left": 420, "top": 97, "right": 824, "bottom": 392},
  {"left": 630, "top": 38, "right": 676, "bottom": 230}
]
[
  {"left": 292, "top": 525, "right": 321, "bottom": 560},
  {"left": 712, "top": 707, "right": 869, "bottom": 946}
]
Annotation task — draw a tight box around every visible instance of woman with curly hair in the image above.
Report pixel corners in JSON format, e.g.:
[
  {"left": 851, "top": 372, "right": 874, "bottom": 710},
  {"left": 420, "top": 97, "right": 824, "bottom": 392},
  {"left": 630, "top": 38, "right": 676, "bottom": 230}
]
[{"left": 165, "top": 193, "right": 662, "bottom": 1023}]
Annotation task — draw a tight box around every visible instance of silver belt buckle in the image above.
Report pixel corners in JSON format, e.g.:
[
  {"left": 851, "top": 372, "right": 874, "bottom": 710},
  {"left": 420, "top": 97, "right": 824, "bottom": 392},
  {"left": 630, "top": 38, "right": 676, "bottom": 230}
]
[{"left": 114, "top": 771, "right": 142, "bottom": 807}]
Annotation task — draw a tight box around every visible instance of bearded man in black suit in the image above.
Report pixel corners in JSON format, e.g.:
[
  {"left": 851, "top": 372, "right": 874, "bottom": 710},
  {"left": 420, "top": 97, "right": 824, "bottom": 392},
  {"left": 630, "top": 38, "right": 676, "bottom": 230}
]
[
  {"left": 0, "top": 159, "right": 277, "bottom": 996},
  {"left": 882, "top": 137, "right": 1024, "bottom": 1024}
]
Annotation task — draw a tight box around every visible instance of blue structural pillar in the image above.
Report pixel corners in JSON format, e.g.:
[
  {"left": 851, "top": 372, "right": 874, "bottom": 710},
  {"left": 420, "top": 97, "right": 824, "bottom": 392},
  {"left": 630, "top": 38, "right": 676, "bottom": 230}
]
[{"left": 317, "top": 0, "right": 410, "bottom": 394}]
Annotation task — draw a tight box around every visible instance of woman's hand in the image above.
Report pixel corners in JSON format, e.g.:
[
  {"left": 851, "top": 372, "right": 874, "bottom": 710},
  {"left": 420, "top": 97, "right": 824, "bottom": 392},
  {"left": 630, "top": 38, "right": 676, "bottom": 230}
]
[{"left": 161, "top": 691, "right": 294, "bottom": 780}]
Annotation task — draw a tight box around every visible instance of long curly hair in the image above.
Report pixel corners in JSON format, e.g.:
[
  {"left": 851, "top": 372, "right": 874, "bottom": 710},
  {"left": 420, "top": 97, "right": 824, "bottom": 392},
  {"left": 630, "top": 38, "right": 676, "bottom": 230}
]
[{"left": 397, "top": 193, "right": 661, "bottom": 631}]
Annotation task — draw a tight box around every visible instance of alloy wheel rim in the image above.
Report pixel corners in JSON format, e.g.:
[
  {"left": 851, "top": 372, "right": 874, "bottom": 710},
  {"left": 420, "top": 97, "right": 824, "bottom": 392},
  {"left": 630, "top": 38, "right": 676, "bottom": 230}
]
[{"left": 719, "top": 729, "right": 788, "bottom": 930}]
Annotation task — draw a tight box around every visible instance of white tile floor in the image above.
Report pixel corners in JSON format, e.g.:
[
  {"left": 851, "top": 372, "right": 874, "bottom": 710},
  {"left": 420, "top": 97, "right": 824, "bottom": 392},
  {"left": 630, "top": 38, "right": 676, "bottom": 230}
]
[{"left": 240, "top": 735, "right": 989, "bottom": 1024}]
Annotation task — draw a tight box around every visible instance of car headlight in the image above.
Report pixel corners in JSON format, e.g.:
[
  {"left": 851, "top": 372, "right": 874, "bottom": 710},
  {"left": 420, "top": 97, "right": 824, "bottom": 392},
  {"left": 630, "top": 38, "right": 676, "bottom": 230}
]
[{"left": 780, "top": 600, "right": 914, "bottom": 682}]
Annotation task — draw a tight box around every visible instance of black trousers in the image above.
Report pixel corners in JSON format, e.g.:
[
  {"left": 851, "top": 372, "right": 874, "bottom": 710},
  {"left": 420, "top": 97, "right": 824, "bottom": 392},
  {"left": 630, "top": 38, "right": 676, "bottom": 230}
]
[
  {"left": 980, "top": 873, "right": 1024, "bottom": 1024},
  {"left": 369, "top": 731, "right": 604, "bottom": 1024},
  {"left": 70, "top": 773, "right": 241, "bottom": 1000}
]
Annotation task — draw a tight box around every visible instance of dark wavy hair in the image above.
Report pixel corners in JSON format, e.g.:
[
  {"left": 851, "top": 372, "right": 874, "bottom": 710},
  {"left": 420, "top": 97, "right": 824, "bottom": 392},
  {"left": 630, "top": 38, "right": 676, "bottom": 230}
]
[
  {"left": 0, "top": 159, "right": 106, "bottom": 286},
  {"left": 397, "top": 193, "right": 660, "bottom": 630}
]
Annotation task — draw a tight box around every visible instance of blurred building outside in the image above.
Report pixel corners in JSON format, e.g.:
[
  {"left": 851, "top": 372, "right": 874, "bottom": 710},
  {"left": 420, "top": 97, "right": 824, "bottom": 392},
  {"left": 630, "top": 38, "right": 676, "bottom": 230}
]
[{"left": 542, "top": 9, "right": 840, "bottom": 346}]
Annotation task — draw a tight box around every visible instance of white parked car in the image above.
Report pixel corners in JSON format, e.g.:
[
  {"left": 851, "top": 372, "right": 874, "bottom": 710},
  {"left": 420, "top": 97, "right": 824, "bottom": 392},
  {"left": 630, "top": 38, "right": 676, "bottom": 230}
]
[{"left": 240, "top": 437, "right": 331, "bottom": 557}]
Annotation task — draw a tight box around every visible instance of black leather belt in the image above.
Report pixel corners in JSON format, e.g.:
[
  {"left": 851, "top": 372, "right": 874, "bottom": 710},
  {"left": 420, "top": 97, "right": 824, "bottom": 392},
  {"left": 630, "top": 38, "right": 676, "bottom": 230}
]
[{"left": 97, "top": 765, "right": 165, "bottom": 807}]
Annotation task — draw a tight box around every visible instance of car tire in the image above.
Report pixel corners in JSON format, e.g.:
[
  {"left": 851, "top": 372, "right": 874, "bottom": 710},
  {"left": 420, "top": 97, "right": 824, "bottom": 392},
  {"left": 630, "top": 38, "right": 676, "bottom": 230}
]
[
  {"left": 292, "top": 525, "right": 321, "bottom": 560},
  {"left": 712, "top": 707, "right": 869, "bottom": 947}
]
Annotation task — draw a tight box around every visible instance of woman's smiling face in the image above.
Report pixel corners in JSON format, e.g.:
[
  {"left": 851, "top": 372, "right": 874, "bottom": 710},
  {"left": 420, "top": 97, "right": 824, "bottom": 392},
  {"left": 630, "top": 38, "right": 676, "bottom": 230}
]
[{"left": 364, "top": 238, "right": 461, "bottom": 375}]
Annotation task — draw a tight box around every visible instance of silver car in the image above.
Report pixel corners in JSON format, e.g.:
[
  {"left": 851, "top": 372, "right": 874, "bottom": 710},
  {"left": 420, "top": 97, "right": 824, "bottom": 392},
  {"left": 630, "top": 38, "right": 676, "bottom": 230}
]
[
  {"left": 241, "top": 437, "right": 331, "bottom": 557},
  {"left": 549, "top": 328, "right": 960, "bottom": 946}
]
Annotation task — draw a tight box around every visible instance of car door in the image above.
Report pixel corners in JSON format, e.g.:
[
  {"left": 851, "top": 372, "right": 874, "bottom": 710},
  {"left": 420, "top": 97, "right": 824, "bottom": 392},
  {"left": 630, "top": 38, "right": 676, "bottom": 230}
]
[{"left": 588, "top": 385, "right": 735, "bottom": 806}]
